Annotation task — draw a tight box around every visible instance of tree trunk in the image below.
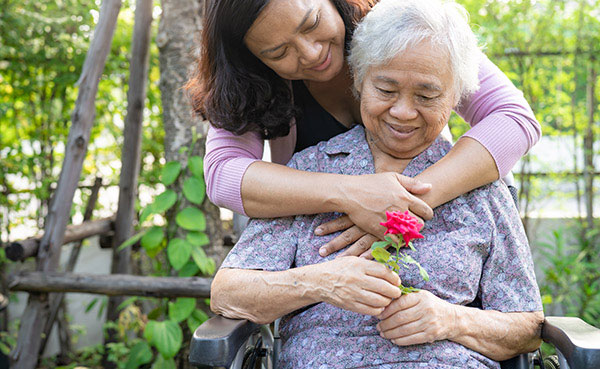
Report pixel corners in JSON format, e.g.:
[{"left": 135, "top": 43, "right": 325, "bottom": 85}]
[{"left": 157, "top": 0, "right": 225, "bottom": 268}]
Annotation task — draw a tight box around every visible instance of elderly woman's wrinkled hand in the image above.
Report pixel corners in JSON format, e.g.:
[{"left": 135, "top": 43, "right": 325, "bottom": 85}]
[
  {"left": 317, "top": 256, "right": 402, "bottom": 316},
  {"left": 376, "top": 290, "right": 458, "bottom": 346}
]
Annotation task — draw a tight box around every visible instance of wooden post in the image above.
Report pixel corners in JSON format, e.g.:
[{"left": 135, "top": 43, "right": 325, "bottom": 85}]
[
  {"left": 107, "top": 0, "right": 154, "bottom": 330},
  {"left": 38, "top": 177, "right": 103, "bottom": 357},
  {"left": 10, "top": 0, "right": 123, "bottom": 367}
]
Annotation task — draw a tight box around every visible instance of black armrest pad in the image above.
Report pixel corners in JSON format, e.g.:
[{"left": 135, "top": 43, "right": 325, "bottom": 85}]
[
  {"left": 542, "top": 316, "right": 600, "bottom": 368},
  {"left": 189, "top": 315, "right": 261, "bottom": 367}
]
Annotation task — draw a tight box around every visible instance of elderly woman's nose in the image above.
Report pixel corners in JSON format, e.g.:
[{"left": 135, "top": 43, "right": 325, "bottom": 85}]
[
  {"left": 297, "top": 38, "right": 322, "bottom": 66},
  {"left": 389, "top": 97, "right": 418, "bottom": 121}
]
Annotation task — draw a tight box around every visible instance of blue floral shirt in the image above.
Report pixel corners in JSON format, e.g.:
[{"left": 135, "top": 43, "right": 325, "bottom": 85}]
[{"left": 221, "top": 126, "right": 543, "bottom": 369}]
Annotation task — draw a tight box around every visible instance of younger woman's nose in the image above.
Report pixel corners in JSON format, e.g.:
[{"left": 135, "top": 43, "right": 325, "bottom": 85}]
[{"left": 297, "top": 38, "right": 323, "bottom": 66}]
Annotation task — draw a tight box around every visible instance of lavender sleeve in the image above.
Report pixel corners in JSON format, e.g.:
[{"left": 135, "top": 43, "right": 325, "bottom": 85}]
[
  {"left": 204, "top": 126, "right": 264, "bottom": 215},
  {"left": 456, "top": 54, "right": 542, "bottom": 177}
]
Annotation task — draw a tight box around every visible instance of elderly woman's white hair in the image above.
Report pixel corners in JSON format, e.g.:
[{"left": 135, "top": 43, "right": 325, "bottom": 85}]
[{"left": 349, "top": 0, "right": 481, "bottom": 104}]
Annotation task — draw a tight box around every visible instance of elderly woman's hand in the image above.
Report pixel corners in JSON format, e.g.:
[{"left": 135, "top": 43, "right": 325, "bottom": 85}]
[
  {"left": 316, "top": 256, "right": 403, "bottom": 316},
  {"left": 376, "top": 290, "right": 458, "bottom": 345}
]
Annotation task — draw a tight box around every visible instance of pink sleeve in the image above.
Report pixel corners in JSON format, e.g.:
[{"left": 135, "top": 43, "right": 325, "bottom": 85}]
[
  {"left": 456, "top": 54, "right": 541, "bottom": 177},
  {"left": 204, "top": 126, "right": 264, "bottom": 215}
]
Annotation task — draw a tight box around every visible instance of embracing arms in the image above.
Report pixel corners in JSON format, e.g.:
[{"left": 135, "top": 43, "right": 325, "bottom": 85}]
[{"left": 204, "top": 55, "right": 539, "bottom": 233}]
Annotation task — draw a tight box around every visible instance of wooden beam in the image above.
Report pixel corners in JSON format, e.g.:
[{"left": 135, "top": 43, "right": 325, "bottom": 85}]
[
  {"left": 8, "top": 272, "right": 212, "bottom": 298},
  {"left": 4, "top": 217, "right": 114, "bottom": 262},
  {"left": 10, "top": 0, "right": 123, "bottom": 367}
]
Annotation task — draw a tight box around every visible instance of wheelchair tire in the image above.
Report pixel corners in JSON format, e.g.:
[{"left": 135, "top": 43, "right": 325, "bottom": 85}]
[
  {"left": 242, "top": 337, "right": 267, "bottom": 369},
  {"left": 543, "top": 355, "right": 560, "bottom": 369}
]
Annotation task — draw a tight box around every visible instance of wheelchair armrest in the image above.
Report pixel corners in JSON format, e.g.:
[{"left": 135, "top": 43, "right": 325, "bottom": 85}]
[
  {"left": 189, "top": 315, "right": 261, "bottom": 368},
  {"left": 542, "top": 316, "right": 600, "bottom": 368}
]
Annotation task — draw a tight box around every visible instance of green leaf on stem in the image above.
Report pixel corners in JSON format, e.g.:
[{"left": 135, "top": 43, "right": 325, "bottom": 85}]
[
  {"left": 144, "top": 320, "right": 182, "bottom": 359},
  {"left": 187, "top": 309, "right": 209, "bottom": 333},
  {"left": 182, "top": 177, "right": 206, "bottom": 204},
  {"left": 141, "top": 226, "right": 164, "bottom": 255},
  {"left": 384, "top": 235, "right": 395, "bottom": 243},
  {"left": 187, "top": 231, "right": 210, "bottom": 247},
  {"left": 151, "top": 356, "right": 176, "bottom": 369},
  {"left": 371, "top": 247, "right": 391, "bottom": 264},
  {"left": 188, "top": 156, "right": 204, "bottom": 178},
  {"left": 139, "top": 205, "right": 154, "bottom": 223},
  {"left": 161, "top": 161, "right": 181, "bottom": 186},
  {"left": 125, "top": 341, "right": 153, "bottom": 369},
  {"left": 153, "top": 189, "right": 177, "bottom": 214},
  {"left": 191, "top": 245, "right": 216, "bottom": 275},
  {"left": 371, "top": 241, "right": 389, "bottom": 250},
  {"left": 178, "top": 261, "right": 200, "bottom": 277},
  {"left": 118, "top": 230, "right": 146, "bottom": 251},
  {"left": 175, "top": 207, "right": 206, "bottom": 231},
  {"left": 168, "top": 297, "right": 196, "bottom": 323},
  {"left": 167, "top": 238, "right": 192, "bottom": 270}
]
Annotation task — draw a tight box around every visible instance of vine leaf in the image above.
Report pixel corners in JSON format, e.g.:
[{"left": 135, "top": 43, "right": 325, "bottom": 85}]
[
  {"left": 161, "top": 161, "right": 181, "bottom": 186},
  {"left": 182, "top": 177, "right": 205, "bottom": 204},
  {"left": 176, "top": 207, "right": 206, "bottom": 231},
  {"left": 188, "top": 156, "right": 204, "bottom": 178},
  {"left": 144, "top": 320, "right": 182, "bottom": 359},
  {"left": 167, "top": 238, "right": 192, "bottom": 270},
  {"left": 168, "top": 297, "right": 196, "bottom": 323}
]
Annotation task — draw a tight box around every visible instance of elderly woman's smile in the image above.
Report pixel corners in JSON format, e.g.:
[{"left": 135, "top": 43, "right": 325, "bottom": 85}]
[{"left": 358, "top": 42, "right": 456, "bottom": 161}]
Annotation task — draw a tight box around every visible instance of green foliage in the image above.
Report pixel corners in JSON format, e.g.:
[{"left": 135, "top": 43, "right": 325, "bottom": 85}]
[
  {"left": 128, "top": 155, "right": 214, "bottom": 364},
  {"left": 143, "top": 320, "right": 182, "bottom": 359},
  {"left": 538, "top": 225, "right": 600, "bottom": 326},
  {"left": 124, "top": 341, "right": 153, "bottom": 369}
]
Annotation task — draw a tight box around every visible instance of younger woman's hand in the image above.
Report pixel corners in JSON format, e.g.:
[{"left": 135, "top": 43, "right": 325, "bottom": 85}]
[{"left": 338, "top": 172, "right": 433, "bottom": 237}]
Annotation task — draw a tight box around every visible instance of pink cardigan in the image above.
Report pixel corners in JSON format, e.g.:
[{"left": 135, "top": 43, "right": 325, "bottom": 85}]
[{"left": 204, "top": 55, "right": 541, "bottom": 215}]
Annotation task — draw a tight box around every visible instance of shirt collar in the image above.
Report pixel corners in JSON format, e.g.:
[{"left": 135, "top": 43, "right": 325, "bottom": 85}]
[{"left": 323, "top": 125, "right": 453, "bottom": 177}]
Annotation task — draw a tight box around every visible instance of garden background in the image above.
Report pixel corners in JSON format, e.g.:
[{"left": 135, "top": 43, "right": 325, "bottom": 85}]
[{"left": 0, "top": 0, "right": 598, "bottom": 367}]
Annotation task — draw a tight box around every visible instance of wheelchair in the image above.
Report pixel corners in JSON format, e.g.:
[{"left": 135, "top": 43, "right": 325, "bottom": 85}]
[
  {"left": 189, "top": 314, "right": 600, "bottom": 369},
  {"left": 190, "top": 181, "right": 600, "bottom": 369}
]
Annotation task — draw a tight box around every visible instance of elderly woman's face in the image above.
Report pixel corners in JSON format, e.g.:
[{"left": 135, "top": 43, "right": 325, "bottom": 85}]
[
  {"left": 244, "top": 0, "right": 346, "bottom": 82},
  {"left": 359, "top": 42, "right": 456, "bottom": 160}
]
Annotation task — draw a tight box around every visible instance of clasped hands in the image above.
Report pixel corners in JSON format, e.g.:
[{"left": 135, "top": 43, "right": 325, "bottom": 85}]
[{"left": 315, "top": 172, "right": 433, "bottom": 258}]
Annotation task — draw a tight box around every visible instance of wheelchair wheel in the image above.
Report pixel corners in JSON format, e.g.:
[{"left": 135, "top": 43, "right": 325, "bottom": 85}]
[
  {"left": 543, "top": 355, "right": 560, "bottom": 369},
  {"left": 242, "top": 336, "right": 267, "bottom": 369}
]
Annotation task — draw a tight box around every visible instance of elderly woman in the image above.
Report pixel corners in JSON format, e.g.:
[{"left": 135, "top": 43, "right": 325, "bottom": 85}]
[{"left": 210, "top": 0, "right": 544, "bottom": 367}]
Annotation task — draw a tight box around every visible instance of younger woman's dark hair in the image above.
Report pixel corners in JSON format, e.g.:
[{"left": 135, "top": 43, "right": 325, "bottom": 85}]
[{"left": 186, "top": 0, "right": 375, "bottom": 139}]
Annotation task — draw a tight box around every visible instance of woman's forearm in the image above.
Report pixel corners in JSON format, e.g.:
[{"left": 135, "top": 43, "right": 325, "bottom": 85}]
[
  {"left": 415, "top": 137, "right": 498, "bottom": 209},
  {"left": 451, "top": 306, "right": 544, "bottom": 361},
  {"left": 211, "top": 266, "right": 321, "bottom": 324},
  {"left": 241, "top": 161, "right": 347, "bottom": 218}
]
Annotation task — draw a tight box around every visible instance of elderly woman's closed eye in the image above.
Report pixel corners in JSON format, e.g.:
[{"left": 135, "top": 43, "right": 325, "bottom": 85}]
[{"left": 210, "top": 0, "right": 544, "bottom": 368}]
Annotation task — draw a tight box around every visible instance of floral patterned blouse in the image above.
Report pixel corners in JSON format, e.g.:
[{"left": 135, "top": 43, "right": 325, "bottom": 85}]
[{"left": 220, "top": 126, "right": 543, "bottom": 369}]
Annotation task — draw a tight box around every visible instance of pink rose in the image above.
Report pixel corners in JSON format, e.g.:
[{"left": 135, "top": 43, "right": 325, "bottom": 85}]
[{"left": 379, "top": 210, "right": 424, "bottom": 247}]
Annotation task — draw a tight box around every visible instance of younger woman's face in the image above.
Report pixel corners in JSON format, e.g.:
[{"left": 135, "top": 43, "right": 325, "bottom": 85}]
[{"left": 244, "top": 0, "right": 346, "bottom": 82}]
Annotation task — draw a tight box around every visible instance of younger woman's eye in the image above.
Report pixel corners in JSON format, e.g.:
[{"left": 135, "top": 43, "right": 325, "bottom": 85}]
[
  {"left": 306, "top": 12, "right": 320, "bottom": 32},
  {"left": 271, "top": 49, "right": 288, "bottom": 60}
]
